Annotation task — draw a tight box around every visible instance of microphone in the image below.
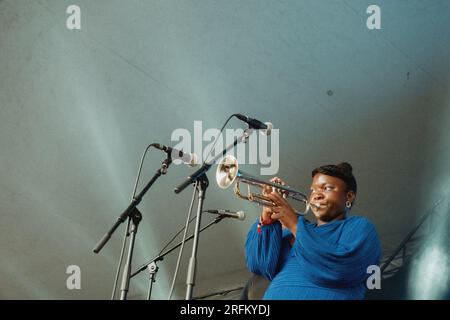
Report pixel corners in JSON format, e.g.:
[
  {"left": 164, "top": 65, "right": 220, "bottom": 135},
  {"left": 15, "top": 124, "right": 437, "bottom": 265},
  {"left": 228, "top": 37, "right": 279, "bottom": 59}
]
[
  {"left": 205, "top": 209, "right": 246, "bottom": 221},
  {"left": 154, "top": 144, "right": 198, "bottom": 167},
  {"left": 234, "top": 114, "right": 273, "bottom": 136}
]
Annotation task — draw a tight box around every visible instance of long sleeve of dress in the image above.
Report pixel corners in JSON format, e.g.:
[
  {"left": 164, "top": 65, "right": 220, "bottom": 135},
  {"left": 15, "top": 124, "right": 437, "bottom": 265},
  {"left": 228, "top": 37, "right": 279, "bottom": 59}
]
[
  {"left": 245, "top": 219, "right": 283, "bottom": 280},
  {"left": 291, "top": 216, "right": 381, "bottom": 288}
]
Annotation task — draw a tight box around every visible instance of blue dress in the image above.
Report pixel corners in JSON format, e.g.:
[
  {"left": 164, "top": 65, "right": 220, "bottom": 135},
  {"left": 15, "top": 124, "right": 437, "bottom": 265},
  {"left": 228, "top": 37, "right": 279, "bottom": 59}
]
[{"left": 245, "top": 215, "right": 381, "bottom": 300}]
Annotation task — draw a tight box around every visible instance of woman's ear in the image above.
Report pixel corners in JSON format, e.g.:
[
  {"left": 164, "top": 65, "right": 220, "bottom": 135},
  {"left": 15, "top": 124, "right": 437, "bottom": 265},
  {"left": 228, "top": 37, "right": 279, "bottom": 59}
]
[{"left": 347, "top": 191, "right": 356, "bottom": 204}]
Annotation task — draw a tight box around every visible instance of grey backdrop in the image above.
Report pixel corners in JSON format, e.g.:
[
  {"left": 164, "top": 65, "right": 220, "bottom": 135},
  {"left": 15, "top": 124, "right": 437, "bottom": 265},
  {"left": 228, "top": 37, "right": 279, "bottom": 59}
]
[{"left": 0, "top": 0, "right": 449, "bottom": 299}]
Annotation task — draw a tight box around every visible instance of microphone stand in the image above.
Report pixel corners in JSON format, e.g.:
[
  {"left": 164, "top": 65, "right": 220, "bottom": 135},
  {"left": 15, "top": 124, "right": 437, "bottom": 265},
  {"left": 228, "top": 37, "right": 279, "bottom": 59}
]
[
  {"left": 173, "top": 126, "right": 253, "bottom": 300},
  {"left": 93, "top": 154, "right": 173, "bottom": 300},
  {"left": 130, "top": 215, "right": 226, "bottom": 300},
  {"left": 185, "top": 173, "right": 208, "bottom": 300}
]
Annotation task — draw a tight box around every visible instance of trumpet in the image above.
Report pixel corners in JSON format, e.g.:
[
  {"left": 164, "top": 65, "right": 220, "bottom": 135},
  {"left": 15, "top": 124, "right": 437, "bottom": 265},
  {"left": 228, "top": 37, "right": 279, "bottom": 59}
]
[{"left": 216, "top": 155, "right": 319, "bottom": 213}]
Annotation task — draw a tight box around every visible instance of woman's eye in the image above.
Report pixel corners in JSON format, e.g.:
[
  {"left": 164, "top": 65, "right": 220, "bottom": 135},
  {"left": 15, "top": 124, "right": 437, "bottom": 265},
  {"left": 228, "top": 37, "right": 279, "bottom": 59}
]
[{"left": 325, "top": 186, "right": 333, "bottom": 191}]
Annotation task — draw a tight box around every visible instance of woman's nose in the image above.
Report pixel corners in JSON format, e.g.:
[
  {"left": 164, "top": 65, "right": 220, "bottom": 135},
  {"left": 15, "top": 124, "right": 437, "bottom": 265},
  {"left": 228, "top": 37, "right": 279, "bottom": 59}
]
[{"left": 312, "top": 192, "right": 324, "bottom": 201}]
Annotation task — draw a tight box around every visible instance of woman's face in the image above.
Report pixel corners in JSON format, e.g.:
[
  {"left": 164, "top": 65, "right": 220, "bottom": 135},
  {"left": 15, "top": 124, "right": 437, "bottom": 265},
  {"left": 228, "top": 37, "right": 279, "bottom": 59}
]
[{"left": 308, "top": 173, "right": 355, "bottom": 223}]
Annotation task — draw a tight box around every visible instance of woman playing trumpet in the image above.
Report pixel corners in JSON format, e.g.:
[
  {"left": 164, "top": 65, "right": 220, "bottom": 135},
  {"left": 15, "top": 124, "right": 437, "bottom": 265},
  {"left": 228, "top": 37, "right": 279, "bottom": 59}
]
[{"left": 245, "top": 162, "right": 381, "bottom": 300}]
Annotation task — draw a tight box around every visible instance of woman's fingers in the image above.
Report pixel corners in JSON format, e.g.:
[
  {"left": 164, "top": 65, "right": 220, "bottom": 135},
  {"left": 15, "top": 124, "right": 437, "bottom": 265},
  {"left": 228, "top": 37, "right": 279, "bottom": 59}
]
[
  {"left": 268, "top": 177, "right": 289, "bottom": 198},
  {"left": 262, "top": 184, "right": 272, "bottom": 196},
  {"left": 270, "top": 211, "right": 283, "bottom": 220},
  {"left": 265, "top": 192, "right": 286, "bottom": 206},
  {"left": 270, "top": 177, "right": 287, "bottom": 185}
]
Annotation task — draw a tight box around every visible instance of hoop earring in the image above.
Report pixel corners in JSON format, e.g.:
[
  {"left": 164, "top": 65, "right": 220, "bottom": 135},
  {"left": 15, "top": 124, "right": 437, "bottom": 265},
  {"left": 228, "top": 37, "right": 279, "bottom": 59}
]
[{"left": 346, "top": 201, "right": 352, "bottom": 209}]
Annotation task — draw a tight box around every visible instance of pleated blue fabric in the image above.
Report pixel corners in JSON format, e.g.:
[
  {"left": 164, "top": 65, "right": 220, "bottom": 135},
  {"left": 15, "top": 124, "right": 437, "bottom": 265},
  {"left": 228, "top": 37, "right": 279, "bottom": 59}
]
[{"left": 245, "top": 215, "right": 381, "bottom": 300}]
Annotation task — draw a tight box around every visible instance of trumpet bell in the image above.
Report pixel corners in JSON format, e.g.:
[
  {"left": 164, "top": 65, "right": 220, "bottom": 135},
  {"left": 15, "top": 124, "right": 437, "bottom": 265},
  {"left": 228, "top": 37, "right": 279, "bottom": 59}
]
[{"left": 216, "top": 155, "right": 239, "bottom": 189}]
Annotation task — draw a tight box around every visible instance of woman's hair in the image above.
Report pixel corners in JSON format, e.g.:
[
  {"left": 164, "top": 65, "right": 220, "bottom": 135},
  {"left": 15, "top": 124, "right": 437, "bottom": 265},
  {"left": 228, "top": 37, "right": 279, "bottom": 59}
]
[{"left": 311, "top": 162, "right": 357, "bottom": 194}]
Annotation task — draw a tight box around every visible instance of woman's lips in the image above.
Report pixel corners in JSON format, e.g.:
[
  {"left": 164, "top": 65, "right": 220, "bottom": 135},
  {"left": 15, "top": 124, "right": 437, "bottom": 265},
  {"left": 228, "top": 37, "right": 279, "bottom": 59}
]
[{"left": 311, "top": 202, "right": 327, "bottom": 209}]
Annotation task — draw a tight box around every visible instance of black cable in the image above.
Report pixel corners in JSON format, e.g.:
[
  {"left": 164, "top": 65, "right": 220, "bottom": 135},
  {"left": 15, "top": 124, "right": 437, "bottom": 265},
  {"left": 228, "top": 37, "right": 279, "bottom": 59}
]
[
  {"left": 157, "top": 215, "right": 197, "bottom": 257},
  {"left": 156, "top": 210, "right": 222, "bottom": 258},
  {"left": 202, "top": 114, "right": 238, "bottom": 165}
]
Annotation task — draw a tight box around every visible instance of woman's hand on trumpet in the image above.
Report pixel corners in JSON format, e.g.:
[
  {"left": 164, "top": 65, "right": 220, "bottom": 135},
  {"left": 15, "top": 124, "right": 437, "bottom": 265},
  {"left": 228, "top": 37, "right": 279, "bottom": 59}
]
[{"left": 261, "top": 177, "right": 299, "bottom": 237}]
